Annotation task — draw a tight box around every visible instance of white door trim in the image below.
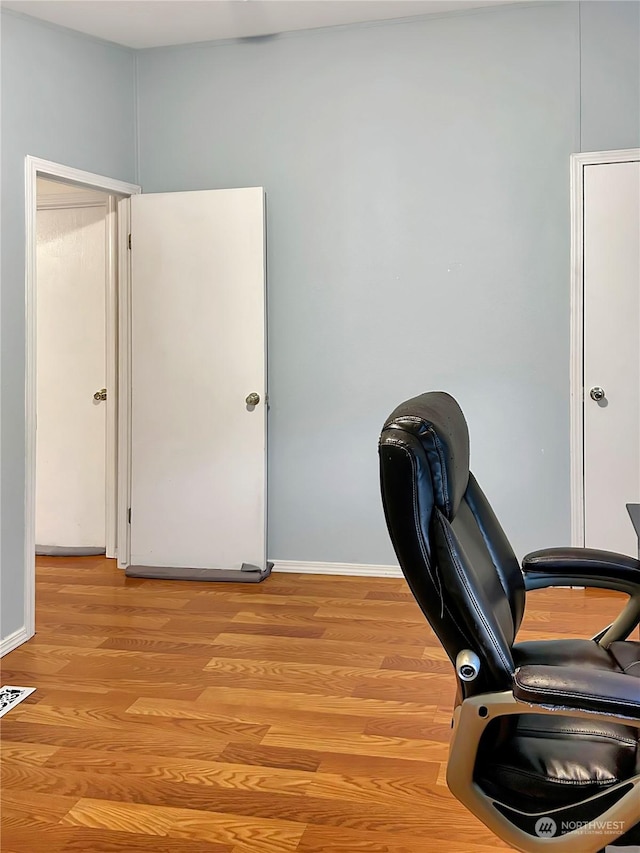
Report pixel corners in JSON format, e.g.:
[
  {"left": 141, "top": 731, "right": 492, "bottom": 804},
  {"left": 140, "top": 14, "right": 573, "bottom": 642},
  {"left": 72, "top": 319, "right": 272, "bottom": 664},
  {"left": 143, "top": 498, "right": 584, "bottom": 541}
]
[
  {"left": 105, "top": 195, "right": 119, "bottom": 558},
  {"left": 569, "top": 148, "right": 640, "bottom": 547},
  {"left": 24, "top": 156, "right": 141, "bottom": 641},
  {"left": 116, "top": 197, "right": 132, "bottom": 569}
]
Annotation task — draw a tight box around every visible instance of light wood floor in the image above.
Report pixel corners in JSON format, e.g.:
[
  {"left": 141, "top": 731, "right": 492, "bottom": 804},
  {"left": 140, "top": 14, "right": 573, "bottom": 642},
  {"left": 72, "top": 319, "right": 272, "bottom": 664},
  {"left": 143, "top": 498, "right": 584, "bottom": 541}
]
[{"left": 0, "top": 558, "right": 627, "bottom": 853}]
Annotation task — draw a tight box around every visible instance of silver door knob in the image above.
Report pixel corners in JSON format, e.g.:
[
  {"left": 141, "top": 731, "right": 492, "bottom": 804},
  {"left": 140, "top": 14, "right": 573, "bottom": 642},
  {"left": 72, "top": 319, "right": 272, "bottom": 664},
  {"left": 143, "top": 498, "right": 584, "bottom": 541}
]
[
  {"left": 245, "top": 392, "right": 260, "bottom": 406},
  {"left": 590, "top": 386, "right": 605, "bottom": 402},
  {"left": 93, "top": 388, "right": 107, "bottom": 402}
]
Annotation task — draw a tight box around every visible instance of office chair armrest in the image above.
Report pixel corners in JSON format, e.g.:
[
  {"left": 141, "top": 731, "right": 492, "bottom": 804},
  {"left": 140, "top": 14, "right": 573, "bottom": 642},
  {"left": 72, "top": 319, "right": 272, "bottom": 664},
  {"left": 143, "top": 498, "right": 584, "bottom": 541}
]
[
  {"left": 522, "top": 547, "right": 640, "bottom": 595},
  {"left": 513, "top": 664, "right": 640, "bottom": 720}
]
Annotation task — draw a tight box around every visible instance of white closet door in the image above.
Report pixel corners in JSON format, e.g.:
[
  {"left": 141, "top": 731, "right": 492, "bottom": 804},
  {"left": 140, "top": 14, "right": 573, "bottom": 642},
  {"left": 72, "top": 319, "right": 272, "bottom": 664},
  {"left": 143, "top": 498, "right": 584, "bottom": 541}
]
[
  {"left": 129, "top": 188, "right": 267, "bottom": 571},
  {"left": 583, "top": 160, "right": 640, "bottom": 556}
]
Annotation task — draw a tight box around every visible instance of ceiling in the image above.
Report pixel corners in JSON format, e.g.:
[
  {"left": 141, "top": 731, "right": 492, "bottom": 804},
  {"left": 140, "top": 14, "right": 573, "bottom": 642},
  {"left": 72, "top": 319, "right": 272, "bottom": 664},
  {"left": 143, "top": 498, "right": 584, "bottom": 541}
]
[{"left": 2, "top": 0, "right": 522, "bottom": 49}]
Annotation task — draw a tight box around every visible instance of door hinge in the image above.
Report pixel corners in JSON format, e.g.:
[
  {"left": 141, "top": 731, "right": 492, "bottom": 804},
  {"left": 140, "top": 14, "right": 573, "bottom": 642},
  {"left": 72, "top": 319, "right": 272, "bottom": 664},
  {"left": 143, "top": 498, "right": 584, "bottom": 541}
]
[
  {"left": 128, "top": 233, "right": 131, "bottom": 250},
  {"left": 128, "top": 508, "right": 131, "bottom": 524}
]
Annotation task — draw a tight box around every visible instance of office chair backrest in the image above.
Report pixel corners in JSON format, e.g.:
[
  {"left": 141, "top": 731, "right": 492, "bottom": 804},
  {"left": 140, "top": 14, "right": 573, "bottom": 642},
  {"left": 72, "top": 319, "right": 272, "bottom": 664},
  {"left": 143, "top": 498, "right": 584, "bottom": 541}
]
[{"left": 379, "top": 392, "right": 525, "bottom": 694}]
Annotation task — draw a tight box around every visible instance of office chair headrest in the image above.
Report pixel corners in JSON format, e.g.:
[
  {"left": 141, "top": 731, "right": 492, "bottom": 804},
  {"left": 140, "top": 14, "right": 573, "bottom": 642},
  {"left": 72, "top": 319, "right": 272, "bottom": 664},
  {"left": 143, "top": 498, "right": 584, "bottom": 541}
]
[{"left": 382, "top": 391, "right": 470, "bottom": 519}]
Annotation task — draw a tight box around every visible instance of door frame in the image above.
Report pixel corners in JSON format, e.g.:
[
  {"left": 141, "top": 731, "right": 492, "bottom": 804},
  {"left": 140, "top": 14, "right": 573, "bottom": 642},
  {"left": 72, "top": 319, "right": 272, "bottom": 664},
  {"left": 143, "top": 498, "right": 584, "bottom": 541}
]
[
  {"left": 569, "top": 148, "right": 640, "bottom": 547},
  {"left": 24, "top": 156, "right": 140, "bottom": 638},
  {"left": 116, "top": 196, "right": 133, "bottom": 570}
]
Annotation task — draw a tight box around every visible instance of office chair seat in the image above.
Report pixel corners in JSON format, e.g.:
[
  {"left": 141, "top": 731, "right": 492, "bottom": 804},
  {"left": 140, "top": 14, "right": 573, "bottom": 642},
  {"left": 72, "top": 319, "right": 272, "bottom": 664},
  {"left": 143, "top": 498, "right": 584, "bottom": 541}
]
[
  {"left": 378, "top": 392, "right": 640, "bottom": 853},
  {"left": 513, "top": 639, "right": 640, "bottom": 674}
]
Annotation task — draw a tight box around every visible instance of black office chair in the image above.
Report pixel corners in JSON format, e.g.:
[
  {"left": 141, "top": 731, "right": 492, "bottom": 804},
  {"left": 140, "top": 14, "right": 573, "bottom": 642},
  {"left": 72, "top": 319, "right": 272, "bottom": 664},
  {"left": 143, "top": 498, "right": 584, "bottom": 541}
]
[{"left": 378, "top": 392, "right": 639, "bottom": 853}]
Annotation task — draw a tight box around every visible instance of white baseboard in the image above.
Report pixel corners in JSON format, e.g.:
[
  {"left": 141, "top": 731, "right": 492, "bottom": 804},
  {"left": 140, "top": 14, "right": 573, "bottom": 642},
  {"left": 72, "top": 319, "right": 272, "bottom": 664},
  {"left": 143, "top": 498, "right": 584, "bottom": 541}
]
[
  {"left": 0, "top": 626, "right": 30, "bottom": 657},
  {"left": 271, "top": 560, "right": 403, "bottom": 578}
]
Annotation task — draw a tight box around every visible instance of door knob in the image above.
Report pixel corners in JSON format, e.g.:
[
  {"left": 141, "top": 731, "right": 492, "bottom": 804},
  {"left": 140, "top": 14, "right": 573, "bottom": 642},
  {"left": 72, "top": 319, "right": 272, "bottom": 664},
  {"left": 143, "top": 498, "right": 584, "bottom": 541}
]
[
  {"left": 93, "top": 388, "right": 107, "bottom": 402},
  {"left": 589, "top": 386, "right": 605, "bottom": 402},
  {"left": 245, "top": 392, "right": 260, "bottom": 406}
]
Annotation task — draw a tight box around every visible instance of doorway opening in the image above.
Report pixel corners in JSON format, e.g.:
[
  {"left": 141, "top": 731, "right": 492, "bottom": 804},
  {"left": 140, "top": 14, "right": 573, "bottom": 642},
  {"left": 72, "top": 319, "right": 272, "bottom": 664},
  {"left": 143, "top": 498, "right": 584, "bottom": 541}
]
[{"left": 24, "top": 157, "right": 141, "bottom": 643}]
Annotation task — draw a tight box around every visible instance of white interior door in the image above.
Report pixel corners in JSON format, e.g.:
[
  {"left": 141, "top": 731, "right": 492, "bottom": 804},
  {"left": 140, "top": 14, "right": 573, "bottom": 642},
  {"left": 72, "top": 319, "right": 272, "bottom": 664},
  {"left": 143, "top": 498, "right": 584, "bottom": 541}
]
[
  {"left": 36, "top": 205, "right": 107, "bottom": 549},
  {"left": 129, "top": 188, "right": 266, "bottom": 571},
  {"left": 583, "top": 159, "right": 640, "bottom": 557}
]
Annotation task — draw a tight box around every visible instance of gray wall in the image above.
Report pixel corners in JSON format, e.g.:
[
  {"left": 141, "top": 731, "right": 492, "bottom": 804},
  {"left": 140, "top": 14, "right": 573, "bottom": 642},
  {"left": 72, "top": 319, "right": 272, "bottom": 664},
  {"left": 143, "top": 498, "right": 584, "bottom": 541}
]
[
  {"left": 0, "top": 11, "right": 136, "bottom": 639},
  {"left": 138, "top": 2, "right": 585, "bottom": 565},
  {"left": 581, "top": 1, "right": 640, "bottom": 152}
]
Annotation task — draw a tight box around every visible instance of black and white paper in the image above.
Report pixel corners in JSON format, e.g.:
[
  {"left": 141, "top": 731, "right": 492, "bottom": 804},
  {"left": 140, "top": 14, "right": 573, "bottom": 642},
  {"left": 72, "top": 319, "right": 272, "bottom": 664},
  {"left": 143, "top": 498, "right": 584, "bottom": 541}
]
[{"left": 0, "top": 685, "right": 36, "bottom": 718}]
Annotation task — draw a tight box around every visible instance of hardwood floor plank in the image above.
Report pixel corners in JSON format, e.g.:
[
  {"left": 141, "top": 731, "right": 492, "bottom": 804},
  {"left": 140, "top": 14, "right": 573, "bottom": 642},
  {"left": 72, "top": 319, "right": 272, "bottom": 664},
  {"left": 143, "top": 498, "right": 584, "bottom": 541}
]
[
  {"left": 97, "top": 636, "right": 231, "bottom": 655},
  {"left": 0, "top": 671, "right": 206, "bottom": 700},
  {"left": 0, "top": 788, "right": 78, "bottom": 825},
  {"left": 305, "top": 769, "right": 442, "bottom": 806},
  {"left": 380, "top": 654, "right": 452, "bottom": 674},
  {"left": 200, "top": 657, "right": 439, "bottom": 698},
  {"left": 42, "top": 748, "right": 314, "bottom": 794},
  {"left": 60, "top": 798, "right": 306, "bottom": 853},
  {"left": 125, "top": 695, "right": 367, "bottom": 733},
  {"left": 164, "top": 603, "right": 322, "bottom": 625},
  {"left": 316, "top": 752, "right": 443, "bottom": 778},
  {"left": 218, "top": 743, "right": 322, "bottom": 773},
  {"left": 7, "top": 643, "right": 213, "bottom": 667},
  {"left": 42, "top": 586, "right": 193, "bottom": 611},
  {"left": 35, "top": 602, "right": 171, "bottom": 629},
  {"left": 1, "top": 823, "right": 72, "bottom": 853},
  {"left": 217, "top": 594, "right": 427, "bottom": 622},
  {"left": 350, "top": 677, "right": 453, "bottom": 704},
  {"left": 296, "top": 824, "right": 510, "bottom": 853},
  {"left": 1, "top": 790, "right": 79, "bottom": 853},
  {"left": 26, "top": 632, "right": 110, "bottom": 648},
  {"left": 362, "top": 716, "right": 452, "bottom": 741},
  {"left": 204, "top": 633, "right": 391, "bottom": 668},
  {"left": 0, "top": 720, "right": 229, "bottom": 762},
  {"left": 57, "top": 827, "right": 234, "bottom": 852},
  {"left": 15, "top": 702, "right": 267, "bottom": 746},
  {"left": 262, "top": 729, "right": 448, "bottom": 763},
  {"left": 0, "top": 742, "right": 60, "bottom": 766},
  {"left": 0, "top": 652, "right": 70, "bottom": 676},
  {"left": 320, "top": 626, "right": 428, "bottom": 646},
  {"left": 32, "top": 689, "right": 155, "bottom": 710},
  {"left": 196, "top": 685, "right": 438, "bottom": 719},
  {"left": 229, "top": 610, "right": 426, "bottom": 634},
  {"left": 364, "top": 590, "right": 416, "bottom": 602}
]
